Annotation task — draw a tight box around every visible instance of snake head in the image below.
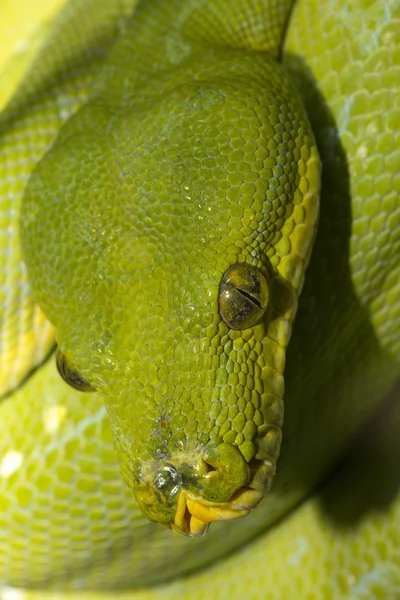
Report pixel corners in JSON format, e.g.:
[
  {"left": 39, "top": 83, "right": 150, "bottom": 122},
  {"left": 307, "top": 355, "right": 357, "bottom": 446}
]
[
  {"left": 21, "top": 44, "right": 320, "bottom": 538},
  {"left": 132, "top": 442, "right": 267, "bottom": 537}
]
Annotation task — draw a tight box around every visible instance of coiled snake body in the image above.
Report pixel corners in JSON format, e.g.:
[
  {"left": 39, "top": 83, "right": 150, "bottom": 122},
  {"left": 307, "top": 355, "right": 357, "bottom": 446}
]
[{"left": 0, "top": 0, "right": 399, "bottom": 598}]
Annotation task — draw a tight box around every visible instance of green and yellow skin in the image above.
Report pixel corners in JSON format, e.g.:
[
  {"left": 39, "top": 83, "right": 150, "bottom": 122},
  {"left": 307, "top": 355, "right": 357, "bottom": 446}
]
[
  {"left": 0, "top": 0, "right": 399, "bottom": 597},
  {"left": 20, "top": 1, "right": 320, "bottom": 535}
]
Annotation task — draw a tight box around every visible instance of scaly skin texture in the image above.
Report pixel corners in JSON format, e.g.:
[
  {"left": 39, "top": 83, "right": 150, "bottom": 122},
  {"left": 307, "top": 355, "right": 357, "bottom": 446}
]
[
  {"left": 20, "top": 0, "right": 320, "bottom": 530},
  {"left": 0, "top": 0, "right": 399, "bottom": 598}
]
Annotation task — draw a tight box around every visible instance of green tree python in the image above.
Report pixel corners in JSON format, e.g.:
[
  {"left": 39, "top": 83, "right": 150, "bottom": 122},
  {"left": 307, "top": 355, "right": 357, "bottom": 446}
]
[{"left": 0, "top": 0, "right": 399, "bottom": 597}]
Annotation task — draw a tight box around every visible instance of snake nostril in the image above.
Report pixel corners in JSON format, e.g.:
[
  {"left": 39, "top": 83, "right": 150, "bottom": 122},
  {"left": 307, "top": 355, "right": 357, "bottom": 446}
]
[{"left": 203, "top": 460, "right": 217, "bottom": 473}]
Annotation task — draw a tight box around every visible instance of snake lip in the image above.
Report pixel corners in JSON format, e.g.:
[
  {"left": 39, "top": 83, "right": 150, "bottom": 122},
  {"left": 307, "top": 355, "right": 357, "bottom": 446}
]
[{"left": 171, "top": 487, "right": 264, "bottom": 537}]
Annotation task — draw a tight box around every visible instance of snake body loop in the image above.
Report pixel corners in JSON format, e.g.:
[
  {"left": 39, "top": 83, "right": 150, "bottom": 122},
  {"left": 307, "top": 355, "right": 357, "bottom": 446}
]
[{"left": 0, "top": 0, "right": 399, "bottom": 597}]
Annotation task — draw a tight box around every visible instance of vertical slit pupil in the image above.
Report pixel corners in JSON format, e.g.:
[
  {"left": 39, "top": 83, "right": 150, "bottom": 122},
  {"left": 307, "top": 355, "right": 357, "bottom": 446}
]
[{"left": 237, "top": 287, "right": 262, "bottom": 309}]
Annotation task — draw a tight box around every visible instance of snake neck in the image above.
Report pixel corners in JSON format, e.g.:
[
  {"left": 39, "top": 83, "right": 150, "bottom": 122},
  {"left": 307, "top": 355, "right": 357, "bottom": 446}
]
[{"left": 96, "top": 0, "right": 294, "bottom": 100}]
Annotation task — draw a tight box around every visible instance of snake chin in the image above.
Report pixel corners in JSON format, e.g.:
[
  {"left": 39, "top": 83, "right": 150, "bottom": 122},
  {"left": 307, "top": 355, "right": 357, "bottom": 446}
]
[{"left": 172, "top": 487, "right": 264, "bottom": 538}]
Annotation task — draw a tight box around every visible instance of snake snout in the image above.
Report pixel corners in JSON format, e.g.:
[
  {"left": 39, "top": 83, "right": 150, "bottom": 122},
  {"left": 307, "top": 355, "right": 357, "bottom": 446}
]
[{"left": 133, "top": 443, "right": 268, "bottom": 537}]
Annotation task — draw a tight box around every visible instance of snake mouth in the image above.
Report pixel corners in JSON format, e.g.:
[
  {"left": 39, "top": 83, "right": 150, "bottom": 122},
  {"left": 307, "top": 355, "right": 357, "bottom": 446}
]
[{"left": 171, "top": 487, "right": 264, "bottom": 537}]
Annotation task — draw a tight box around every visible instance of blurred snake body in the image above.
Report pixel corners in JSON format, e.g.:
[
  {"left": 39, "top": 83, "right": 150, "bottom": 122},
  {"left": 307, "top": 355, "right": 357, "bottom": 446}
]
[{"left": 0, "top": 0, "right": 399, "bottom": 598}]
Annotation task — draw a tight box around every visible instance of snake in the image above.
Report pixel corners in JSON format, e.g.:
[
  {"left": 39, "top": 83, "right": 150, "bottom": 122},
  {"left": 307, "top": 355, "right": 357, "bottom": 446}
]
[{"left": 0, "top": 0, "right": 399, "bottom": 597}]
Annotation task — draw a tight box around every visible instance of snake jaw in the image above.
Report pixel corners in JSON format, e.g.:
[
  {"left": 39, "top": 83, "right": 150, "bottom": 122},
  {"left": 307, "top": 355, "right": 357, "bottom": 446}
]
[
  {"left": 171, "top": 490, "right": 208, "bottom": 537},
  {"left": 172, "top": 487, "right": 264, "bottom": 537}
]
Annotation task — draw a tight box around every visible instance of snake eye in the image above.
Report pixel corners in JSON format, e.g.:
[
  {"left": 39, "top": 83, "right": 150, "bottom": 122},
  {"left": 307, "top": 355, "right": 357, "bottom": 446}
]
[
  {"left": 154, "top": 465, "right": 181, "bottom": 498},
  {"left": 219, "top": 263, "right": 269, "bottom": 330},
  {"left": 56, "top": 348, "right": 95, "bottom": 392}
]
